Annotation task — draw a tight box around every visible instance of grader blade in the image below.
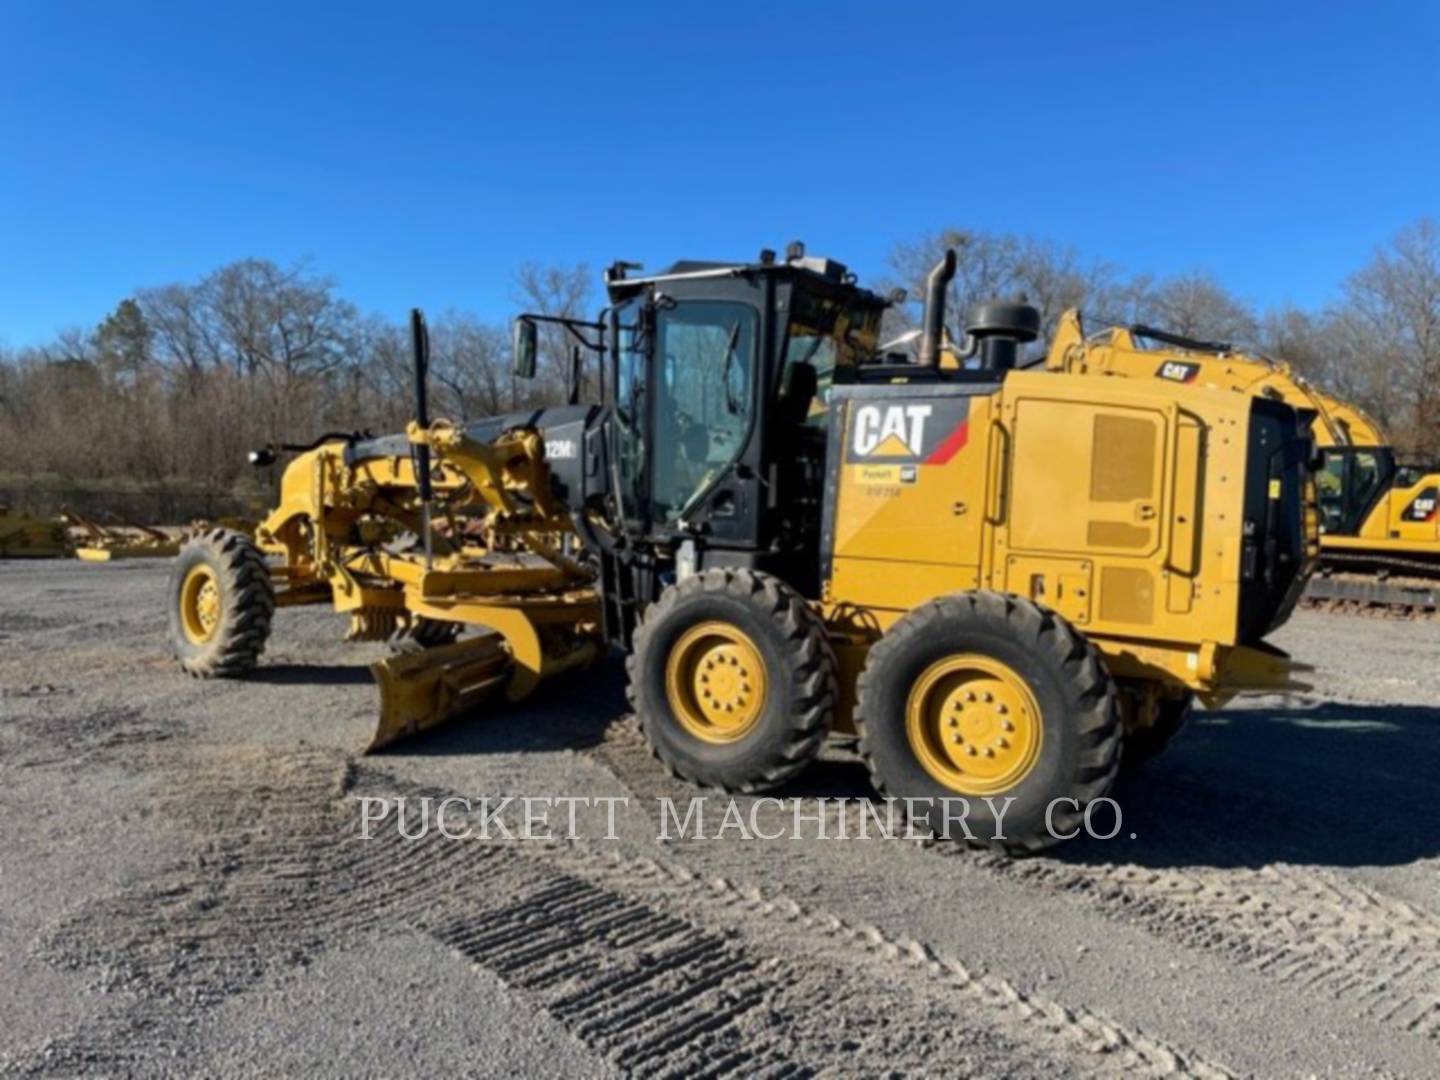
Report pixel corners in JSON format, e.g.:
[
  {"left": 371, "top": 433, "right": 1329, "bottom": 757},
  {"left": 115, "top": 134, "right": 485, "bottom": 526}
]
[
  {"left": 367, "top": 632, "right": 513, "bottom": 752},
  {"left": 63, "top": 511, "right": 181, "bottom": 561}
]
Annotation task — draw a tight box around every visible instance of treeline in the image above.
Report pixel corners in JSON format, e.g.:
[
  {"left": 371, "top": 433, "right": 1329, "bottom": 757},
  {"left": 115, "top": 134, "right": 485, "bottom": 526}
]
[
  {"left": 0, "top": 259, "right": 592, "bottom": 497},
  {"left": 1, "top": 218, "right": 1437, "bottom": 509}
]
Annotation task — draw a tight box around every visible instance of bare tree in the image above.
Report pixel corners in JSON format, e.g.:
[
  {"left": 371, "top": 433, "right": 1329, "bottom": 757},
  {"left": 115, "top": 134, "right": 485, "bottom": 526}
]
[
  {"left": 881, "top": 228, "right": 1119, "bottom": 356},
  {"left": 1324, "top": 218, "right": 1440, "bottom": 455},
  {"left": 1131, "top": 271, "right": 1259, "bottom": 344},
  {"left": 427, "top": 312, "right": 511, "bottom": 418},
  {"left": 1259, "top": 305, "right": 1334, "bottom": 376}
]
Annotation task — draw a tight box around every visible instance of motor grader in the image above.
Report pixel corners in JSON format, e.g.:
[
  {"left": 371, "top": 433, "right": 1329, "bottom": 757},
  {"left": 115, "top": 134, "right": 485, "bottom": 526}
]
[
  {"left": 1041, "top": 313, "right": 1440, "bottom": 614},
  {"left": 167, "top": 246, "right": 1314, "bottom": 853},
  {"left": 0, "top": 506, "right": 181, "bottom": 560}
]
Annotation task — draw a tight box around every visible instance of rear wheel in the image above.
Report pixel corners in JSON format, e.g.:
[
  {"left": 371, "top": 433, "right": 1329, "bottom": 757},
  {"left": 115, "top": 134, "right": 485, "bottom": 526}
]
[
  {"left": 168, "top": 529, "right": 275, "bottom": 677},
  {"left": 855, "top": 591, "right": 1120, "bottom": 855},
  {"left": 628, "top": 568, "right": 837, "bottom": 793}
]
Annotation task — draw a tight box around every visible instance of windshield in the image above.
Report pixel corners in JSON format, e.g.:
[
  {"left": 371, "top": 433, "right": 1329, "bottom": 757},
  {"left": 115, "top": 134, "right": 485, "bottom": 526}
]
[
  {"left": 651, "top": 301, "right": 758, "bottom": 523},
  {"left": 1318, "top": 447, "right": 1390, "bottom": 534}
]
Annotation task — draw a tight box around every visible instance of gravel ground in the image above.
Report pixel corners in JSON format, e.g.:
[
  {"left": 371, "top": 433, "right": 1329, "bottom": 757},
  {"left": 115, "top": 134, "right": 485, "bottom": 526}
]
[{"left": 1, "top": 560, "right": 1438, "bottom": 1077}]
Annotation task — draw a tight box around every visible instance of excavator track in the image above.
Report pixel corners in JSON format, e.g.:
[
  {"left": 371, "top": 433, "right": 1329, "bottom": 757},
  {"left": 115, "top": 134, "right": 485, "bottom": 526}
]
[{"left": 1303, "top": 552, "right": 1440, "bottom": 618}]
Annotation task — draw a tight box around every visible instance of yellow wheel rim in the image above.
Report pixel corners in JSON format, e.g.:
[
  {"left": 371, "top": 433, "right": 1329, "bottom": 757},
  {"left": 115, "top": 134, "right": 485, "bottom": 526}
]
[
  {"left": 905, "top": 654, "right": 1042, "bottom": 795},
  {"left": 179, "top": 564, "right": 222, "bottom": 645},
  {"left": 664, "top": 621, "right": 768, "bottom": 744}
]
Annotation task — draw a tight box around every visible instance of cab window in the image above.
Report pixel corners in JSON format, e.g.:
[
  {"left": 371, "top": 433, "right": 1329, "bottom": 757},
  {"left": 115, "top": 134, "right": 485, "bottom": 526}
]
[
  {"left": 651, "top": 301, "right": 758, "bottom": 523},
  {"left": 781, "top": 291, "right": 879, "bottom": 426}
]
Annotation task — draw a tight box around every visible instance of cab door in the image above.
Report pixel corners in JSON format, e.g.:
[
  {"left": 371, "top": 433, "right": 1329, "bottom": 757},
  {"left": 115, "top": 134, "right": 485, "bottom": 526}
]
[{"left": 648, "top": 300, "right": 760, "bottom": 538}]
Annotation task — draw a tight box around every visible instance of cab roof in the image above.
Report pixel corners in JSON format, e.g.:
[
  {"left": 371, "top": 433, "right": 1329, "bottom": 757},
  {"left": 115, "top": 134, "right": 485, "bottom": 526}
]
[{"left": 604, "top": 253, "right": 891, "bottom": 310}]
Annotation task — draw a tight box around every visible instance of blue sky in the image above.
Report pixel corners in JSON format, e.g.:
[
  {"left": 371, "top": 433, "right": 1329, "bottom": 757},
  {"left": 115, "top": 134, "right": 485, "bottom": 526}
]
[{"left": 2, "top": 1, "right": 1436, "bottom": 346}]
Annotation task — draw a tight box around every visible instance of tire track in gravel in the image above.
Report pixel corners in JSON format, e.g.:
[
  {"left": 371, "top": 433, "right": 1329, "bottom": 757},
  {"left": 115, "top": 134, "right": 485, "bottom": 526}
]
[
  {"left": 591, "top": 712, "right": 1440, "bottom": 1050},
  {"left": 15, "top": 742, "right": 1232, "bottom": 1079},
  {"left": 961, "top": 850, "right": 1440, "bottom": 1042}
]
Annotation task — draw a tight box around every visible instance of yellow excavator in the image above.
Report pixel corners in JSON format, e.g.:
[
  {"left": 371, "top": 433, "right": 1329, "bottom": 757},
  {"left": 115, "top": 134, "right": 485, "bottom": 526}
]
[
  {"left": 1041, "top": 313, "right": 1440, "bottom": 615},
  {"left": 166, "top": 247, "right": 1316, "bottom": 853}
]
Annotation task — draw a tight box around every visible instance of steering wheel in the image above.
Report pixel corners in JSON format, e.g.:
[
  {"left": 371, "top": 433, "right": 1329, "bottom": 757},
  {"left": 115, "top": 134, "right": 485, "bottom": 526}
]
[{"left": 676, "top": 411, "right": 709, "bottom": 463}]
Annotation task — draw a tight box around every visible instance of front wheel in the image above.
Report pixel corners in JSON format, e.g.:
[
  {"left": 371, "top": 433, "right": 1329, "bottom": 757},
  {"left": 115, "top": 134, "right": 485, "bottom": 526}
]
[
  {"left": 168, "top": 528, "right": 275, "bottom": 677},
  {"left": 855, "top": 591, "right": 1120, "bottom": 855},
  {"left": 628, "top": 569, "right": 838, "bottom": 793}
]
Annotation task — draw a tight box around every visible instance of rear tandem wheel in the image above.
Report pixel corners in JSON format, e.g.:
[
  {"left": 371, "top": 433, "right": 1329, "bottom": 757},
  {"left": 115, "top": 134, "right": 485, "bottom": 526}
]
[{"left": 855, "top": 591, "right": 1121, "bottom": 855}]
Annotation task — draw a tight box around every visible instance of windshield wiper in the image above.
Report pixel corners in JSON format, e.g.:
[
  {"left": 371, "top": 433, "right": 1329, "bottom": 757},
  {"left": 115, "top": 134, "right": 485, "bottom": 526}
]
[{"left": 720, "top": 321, "right": 743, "bottom": 414}]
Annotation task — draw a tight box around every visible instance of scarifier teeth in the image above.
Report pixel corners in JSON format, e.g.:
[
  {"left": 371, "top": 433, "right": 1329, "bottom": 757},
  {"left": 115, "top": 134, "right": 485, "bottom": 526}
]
[{"left": 347, "top": 608, "right": 400, "bottom": 642}]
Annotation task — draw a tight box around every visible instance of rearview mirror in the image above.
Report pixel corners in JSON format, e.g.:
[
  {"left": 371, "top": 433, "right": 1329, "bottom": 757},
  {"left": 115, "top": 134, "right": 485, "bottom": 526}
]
[{"left": 512, "top": 318, "right": 537, "bottom": 379}]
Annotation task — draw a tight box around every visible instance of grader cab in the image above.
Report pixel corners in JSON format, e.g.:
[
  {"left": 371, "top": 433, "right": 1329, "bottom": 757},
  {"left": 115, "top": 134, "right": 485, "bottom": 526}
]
[{"left": 168, "top": 246, "right": 1315, "bottom": 852}]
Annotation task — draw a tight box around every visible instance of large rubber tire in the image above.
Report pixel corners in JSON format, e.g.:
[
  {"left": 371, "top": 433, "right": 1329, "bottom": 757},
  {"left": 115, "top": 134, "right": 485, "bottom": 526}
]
[
  {"left": 628, "top": 568, "right": 838, "bottom": 793},
  {"left": 855, "top": 591, "right": 1120, "bottom": 855},
  {"left": 168, "top": 528, "right": 275, "bottom": 677},
  {"left": 1120, "top": 691, "right": 1194, "bottom": 773}
]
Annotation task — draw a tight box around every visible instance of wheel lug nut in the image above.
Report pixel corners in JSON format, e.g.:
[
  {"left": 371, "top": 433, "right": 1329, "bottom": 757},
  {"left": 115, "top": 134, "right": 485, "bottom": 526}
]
[
  {"left": 983, "top": 692, "right": 994, "bottom": 703},
  {"left": 965, "top": 745, "right": 978, "bottom": 757},
  {"left": 947, "top": 717, "right": 958, "bottom": 728},
  {"left": 984, "top": 747, "right": 996, "bottom": 758},
  {"left": 951, "top": 733, "right": 962, "bottom": 744},
  {"left": 997, "top": 737, "right": 1010, "bottom": 749},
  {"left": 996, "top": 703, "right": 1008, "bottom": 715},
  {"left": 1003, "top": 720, "right": 1015, "bottom": 732}
]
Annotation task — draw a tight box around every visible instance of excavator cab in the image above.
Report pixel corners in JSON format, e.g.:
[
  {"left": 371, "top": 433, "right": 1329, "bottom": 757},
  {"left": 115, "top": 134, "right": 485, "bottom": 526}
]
[{"left": 1317, "top": 446, "right": 1396, "bottom": 535}]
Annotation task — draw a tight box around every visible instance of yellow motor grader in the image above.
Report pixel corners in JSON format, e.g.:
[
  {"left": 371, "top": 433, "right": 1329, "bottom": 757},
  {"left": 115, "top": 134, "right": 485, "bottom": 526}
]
[
  {"left": 0, "top": 506, "right": 181, "bottom": 560},
  {"left": 167, "top": 247, "right": 1315, "bottom": 852},
  {"left": 0, "top": 506, "right": 70, "bottom": 558},
  {"left": 1041, "top": 313, "right": 1440, "bottom": 613}
]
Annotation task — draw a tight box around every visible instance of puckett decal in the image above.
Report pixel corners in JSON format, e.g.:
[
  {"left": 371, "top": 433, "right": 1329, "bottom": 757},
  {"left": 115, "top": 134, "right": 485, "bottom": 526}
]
[{"left": 845, "top": 398, "right": 970, "bottom": 465}]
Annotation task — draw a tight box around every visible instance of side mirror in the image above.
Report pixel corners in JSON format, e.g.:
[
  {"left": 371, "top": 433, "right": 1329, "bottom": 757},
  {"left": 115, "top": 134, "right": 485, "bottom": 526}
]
[{"left": 512, "top": 318, "right": 538, "bottom": 379}]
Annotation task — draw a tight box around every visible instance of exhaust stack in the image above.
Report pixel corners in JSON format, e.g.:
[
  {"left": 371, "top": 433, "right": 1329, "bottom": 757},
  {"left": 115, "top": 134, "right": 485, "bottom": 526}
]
[{"left": 918, "top": 249, "right": 958, "bottom": 367}]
